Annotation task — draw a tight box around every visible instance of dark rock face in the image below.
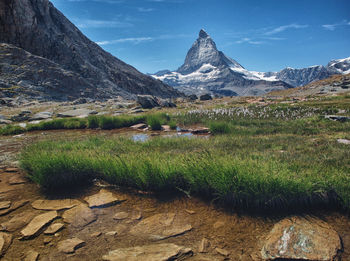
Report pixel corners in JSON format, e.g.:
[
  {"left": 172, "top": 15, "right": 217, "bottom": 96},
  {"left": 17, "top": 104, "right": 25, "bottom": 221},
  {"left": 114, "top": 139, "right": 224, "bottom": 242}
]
[
  {"left": 199, "top": 94, "right": 212, "bottom": 101},
  {"left": 0, "top": 0, "right": 181, "bottom": 101}
]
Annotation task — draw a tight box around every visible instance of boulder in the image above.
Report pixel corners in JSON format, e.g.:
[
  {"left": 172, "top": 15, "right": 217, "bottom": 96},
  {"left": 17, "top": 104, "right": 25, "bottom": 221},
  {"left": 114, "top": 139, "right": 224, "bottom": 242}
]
[
  {"left": 337, "top": 139, "right": 350, "bottom": 145},
  {"left": 102, "top": 243, "right": 192, "bottom": 261},
  {"left": 57, "top": 238, "right": 85, "bottom": 254},
  {"left": 0, "top": 232, "right": 12, "bottom": 257},
  {"left": 31, "top": 199, "right": 79, "bottom": 211},
  {"left": 261, "top": 216, "right": 342, "bottom": 261},
  {"left": 84, "top": 189, "right": 125, "bottom": 208},
  {"left": 129, "top": 213, "right": 192, "bottom": 240},
  {"left": 188, "top": 94, "right": 198, "bottom": 101},
  {"left": 157, "top": 98, "right": 176, "bottom": 108},
  {"left": 62, "top": 204, "right": 97, "bottom": 228},
  {"left": 29, "top": 111, "right": 53, "bottom": 121},
  {"left": 325, "top": 115, "right": 350, "bottom": 122},
  {"left": 137, "top": 95, "right": 160, "bottom": 109},
  {"left": 199, "top": 94, "right": 212, "bottom": 101},
  {"left": 20, "top": 211, "right": 58, "bottom": 239}
]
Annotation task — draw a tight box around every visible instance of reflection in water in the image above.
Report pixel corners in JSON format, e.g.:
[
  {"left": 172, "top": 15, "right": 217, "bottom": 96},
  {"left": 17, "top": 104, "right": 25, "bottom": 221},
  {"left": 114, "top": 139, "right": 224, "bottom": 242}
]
[{"left": 132, "top": 134, "right": 149, "bottom": 142}]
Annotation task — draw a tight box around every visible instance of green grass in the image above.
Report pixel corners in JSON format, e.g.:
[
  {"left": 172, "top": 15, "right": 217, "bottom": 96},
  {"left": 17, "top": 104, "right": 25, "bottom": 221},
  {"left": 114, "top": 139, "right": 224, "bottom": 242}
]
[
  {"left": 146, "top": 113, "right": 169, "bottom": 131},
  {"left": 0, "top": 125, "right": 25, "bottom": 135},
  {"left": 20, "top": 123, "right": 350, "bottom": 210}
]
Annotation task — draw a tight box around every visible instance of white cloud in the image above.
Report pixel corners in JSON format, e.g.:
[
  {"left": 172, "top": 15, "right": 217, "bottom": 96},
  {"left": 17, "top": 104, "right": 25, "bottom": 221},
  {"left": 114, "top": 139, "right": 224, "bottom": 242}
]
[
  {"left": 264, "top": 23, "right": 308, "bottom": 35},
  {"left": 68, "top": 0, "right": 124, "bottom": 3},
  {"left": 97, "top": 37, "right": 153, "bottom": 45},
  {"left": 235, "top": 37, "right": 264, "bottom": 45},
  {"left": 137, "top": 7, "right": 154, "bottom": 12},
  {"left": 322, "top": 20, "right": 350, "bottom": 31},
  {"left": 75, "top": 19, "right": 133, "bottom": 28}
]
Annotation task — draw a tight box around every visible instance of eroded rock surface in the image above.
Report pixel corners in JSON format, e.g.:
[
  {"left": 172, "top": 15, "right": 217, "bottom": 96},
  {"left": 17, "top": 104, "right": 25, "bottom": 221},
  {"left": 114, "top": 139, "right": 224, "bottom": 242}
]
[
  {"left": 44, "top": 223, "right": 64, "bottom": 235},
  {"left": 57, "top": 238, "right": 85, "bottom": 254},
  {"left": 0, "top": 232, "right": 12, "bottom": 257},
  {"left": 84, "top": 189, "right": 125, "bottom": 208},
  {"left": 62, "top": 204, "right": 97, "bottom": 228},
  {"left": 31, "top": 199, "right": 79, "bottom": 211},
  {"left": 261, "top": 216, "right": 342, "bottom": 260},
  {"left": 130, "top": 213, "right": 192, "bottom": 240},
  {"left": 102, "top": 243, "right": 192, "bottom": 261},
  {"left": 24, "top": 250, "right": 39, "bottom": 261},
  {"left": 20, "top": 211, "right": 58, "bottom": 239},
  {"left": 0, "top": 211, "right": 35, "bottom": 232}
]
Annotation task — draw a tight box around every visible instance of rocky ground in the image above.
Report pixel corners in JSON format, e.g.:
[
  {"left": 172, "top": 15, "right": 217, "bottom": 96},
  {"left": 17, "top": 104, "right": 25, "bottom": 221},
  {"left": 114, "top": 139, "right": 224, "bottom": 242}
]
[{"left": 0, "top": 127, "right": 349, "bottom": 261}]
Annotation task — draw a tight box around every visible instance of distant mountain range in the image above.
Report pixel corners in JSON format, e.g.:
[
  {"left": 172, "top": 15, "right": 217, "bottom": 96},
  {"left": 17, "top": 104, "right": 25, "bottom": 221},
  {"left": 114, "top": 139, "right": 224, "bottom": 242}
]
[
  {"left": 152, "top": 29, "right": 350, "bottom": 96},
  {"left": 0, "top": 0, "right": 181, "bottom": 102}
]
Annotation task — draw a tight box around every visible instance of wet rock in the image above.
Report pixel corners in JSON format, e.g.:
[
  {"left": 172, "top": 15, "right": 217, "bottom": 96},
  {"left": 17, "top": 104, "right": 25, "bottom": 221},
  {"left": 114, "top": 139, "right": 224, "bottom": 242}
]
[
  {"left": 24, "top": 250, "right": 39, "bottom": 261},
  {"left": 198, "top": 238, "right": 210, "bottom": 253},
  {"left": 0, "top": 232, "right": 12, "bottom": 257},
  {"left": 44, "top": 223, "right": 64, "bottom": 235},
  {"left": 102, "top": 243, "right": 193, "bottom": 261},
  {"left": 62, "top": 204, "right": 97, "bottom": 228},
  {"left": 84, "top": 189, "right": 125, "bottom": 208},
  {"left": 130, "top": 123, "right": 147, "bottom": 130},
  {"left": 191, "top": 128, "right": 210, "bottom": 134},
  {"left": 0, "top": 201, "right": 11, "bottom": 210},
  {"left": 29, "top": 111, "right": 53, "bottom": 121},
  {"left": 130, "top": 213, "right": 192, "bottom": 240},
  {"left": 337, "top": 139, "right": 350, "bottom": 145},
  {"left": 0, "top": 200, "right": 29, "bottom": 216},
  {"left": 57, "top": 238, "right": 85, "bottom": 254},
  {"left": 20, "top": 211, "right": 58, "bottom": 239},
  {"left": 261, "top": 216, "right": 342, "bottom": 261},
  {"left": 0, "top": 211, "right": 35, "bottom": 232},
  {"left": 31, "top": 199, "right": 79, "bottom": 211},
  {"left": 215, "top": 248, "right": 230, "bottom": 257},
  {"left": 200, "top": 94, "right": 212, "bottom": 101},
  {"left": 113, "top": 212, "right": 129, "bottom": 220},
  {"left": 137, "top": 95, "right": 160, "bottom": 109},
  {"left": 57, "top": 109, "right": 97, "bottom": 118}
]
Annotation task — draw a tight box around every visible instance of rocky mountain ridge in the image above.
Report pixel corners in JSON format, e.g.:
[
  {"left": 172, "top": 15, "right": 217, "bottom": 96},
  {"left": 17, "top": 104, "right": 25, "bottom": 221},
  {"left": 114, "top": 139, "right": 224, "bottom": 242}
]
[
  {"left": 0, "top": 0, "right": 181, "bottom": 102},
  {"left": 152, "top": 30, "right": 292, "bottom": 96}
]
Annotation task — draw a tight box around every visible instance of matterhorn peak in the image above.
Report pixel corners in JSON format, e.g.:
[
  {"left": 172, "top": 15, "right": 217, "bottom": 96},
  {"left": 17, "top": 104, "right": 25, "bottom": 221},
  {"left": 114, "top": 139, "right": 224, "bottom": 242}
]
[{"left": 199, "top": 29, "right": 209, "bottom": 38}]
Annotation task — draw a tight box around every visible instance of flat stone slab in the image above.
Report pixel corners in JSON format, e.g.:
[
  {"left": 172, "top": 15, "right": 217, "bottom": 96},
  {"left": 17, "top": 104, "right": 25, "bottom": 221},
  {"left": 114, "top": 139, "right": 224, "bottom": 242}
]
[
  {"left": 57, "top": 238, "right": 85, "bottom": 254},
  {"left": 62, "top": 204, "right": 97, "bottom": 228},
  {"left": 8, "top": 175, "right": 27, "bottom": 185},
  {"left": 21, "top": 211, "right": 58, "bottom": 239},
  {"left": 44, "top": 223, "right": 64, "bottom": 235},
  {"left": 57, "top": 109, "right": 97, "bottom": 118},
  {"left": 102, "top": 243, "right": 193, "bottom": 261},
  {"left": 29, "top": 111, "right": 53, "bottom": 121},
  {"left": 337, "top": 139, "right": 350, "bottom": 145},
  {"left": 0, "top": 201, "right": 11, "bottom": 210},
  {"left": 0, "top": 200, "right": 29, "bottom": 216},
  {"left": 0, "top": 232, "right": 12, "bottom": 257},
  {"left": 31, "top": 199, "right": 79, "bottom": 211},
  {"left": 261, "top": 216, "right": 342, "bottom": 261},
  {"left": 130, "top": 213, "right": 192, "bottom": 240},
  {"left": 84, "top": 189, "right": 125, "bottom": 208},
  {"left": 130, "top": 123, "right": 147, "bottom": 130},
  {"left": 191, "top": 128, "right": 210, "bottom": 134},
  {"left": 24, "top": 250, "right": 39, "bottom": 261},
  {"left": 113, "top": 212, "right": 129, "bottom": 220},
  {"left": 0, "top": 211, "right": 35, "bottom": 232}
]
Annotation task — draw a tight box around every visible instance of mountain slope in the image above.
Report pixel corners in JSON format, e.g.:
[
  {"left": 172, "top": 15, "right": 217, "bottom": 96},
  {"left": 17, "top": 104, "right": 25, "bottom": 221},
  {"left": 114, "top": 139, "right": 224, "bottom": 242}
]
[
  {"left": 0, "top": 0, "right": 181, "bottom": 100},
  {"left": 152, "top": 30, "right": 292, "bottom": 96}
]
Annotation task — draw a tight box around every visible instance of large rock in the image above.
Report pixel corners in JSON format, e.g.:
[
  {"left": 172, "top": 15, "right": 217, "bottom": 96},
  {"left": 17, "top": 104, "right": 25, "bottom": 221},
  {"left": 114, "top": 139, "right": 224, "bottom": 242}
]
[
  {"left": 20, "top": 211, "right": 58, "bottom": 239},
  {"left": 57, "top": 238, "right": 85, "bottom": 254},
  {"left": 137, "top": 95, "right": 160, "bottom": 109},
  {"left": 261, "top": 216, "right": 342, "bottom": 261},
  {"left": 102, "top": 243, "right": 192, "bottom": 261},
  {"left": 31, "top": 199, "right": 79, "bottom": 211},
  {"left": 130, "top": 213, "right": 192, "bottom": 240},
  {"left": 0, "top": 232, "right": 12, "bottom": 257},
  {"left": 84, "top": 189, "right": 125, "bottom": 208},
  {"left": 57, "top": 109, "right": 97, "bottom": 118},
  {"left": 29, "top": 111, "right": 53, "bottom": 121},
  {"left": 62, "top": 204, "right": 97, "bottom": 228},
  {"left": 199, "top": 94, "right": 212, "bottom": 101},
  {"left": 0, "top": 211, "right": 35, "bottom": 232}
]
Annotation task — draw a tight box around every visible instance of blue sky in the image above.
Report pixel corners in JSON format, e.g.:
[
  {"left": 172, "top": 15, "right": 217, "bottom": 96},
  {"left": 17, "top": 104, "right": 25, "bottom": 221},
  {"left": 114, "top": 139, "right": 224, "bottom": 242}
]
[{"left": 51, "top": 0, "right": 350, "bottom": 73}]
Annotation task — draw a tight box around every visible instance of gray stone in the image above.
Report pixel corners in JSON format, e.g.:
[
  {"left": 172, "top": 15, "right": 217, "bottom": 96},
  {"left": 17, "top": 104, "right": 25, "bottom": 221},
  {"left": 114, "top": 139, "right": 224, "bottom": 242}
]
[
  {"left": 57, "top": 109, "right": 97, "bottom": 118},
  {"left": 29, "top": 111, "right": 53, "bottom": 121},
  {"left": 337, "top": 139, "right": 350, "bottom": 145},
  {"left": 130, "top": 213, "right": 192, "bottom": 240},
  {"left": 199, "top": 94, "right": 212, "bottom": 101},
  {"left": 20, "top": 211, "right": 58, "bottom": 239},
  {"left": 137, "top": 95, "right": 160, "bottom": 109},
  {"left": 102, "top": 243, "right": 192, "bottom": 261},
  {"left": 325, "top": 115, "right": 350, "bottom": 122},
  {"left": 57, "top": 238, "right": 85, "bottom": 254},
  {"left": 130, "top": 123, "right": 147, "bottom": 130},
  {"left": 261, "top": 216, "right": 342, "bottom": 261},
  {"left": 84, "top": 189, "right": 125, "bottom": 208}
]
